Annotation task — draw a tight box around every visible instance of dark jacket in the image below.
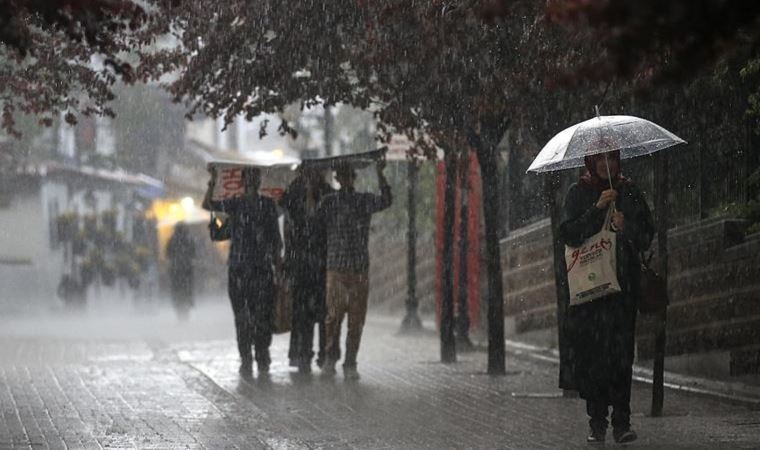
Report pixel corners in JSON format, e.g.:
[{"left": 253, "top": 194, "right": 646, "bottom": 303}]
[
  {"left": 280, "top": 178, "right": 334, "bottom": 274},
  {"left": 208, "top": 195, "right": 281, "bottom": 270},
  {"left": 558, "top": 180, "right": 655, "bottom": 399},
  {"left": 167, "top": 226, "right": 196, "bottom": 302}
]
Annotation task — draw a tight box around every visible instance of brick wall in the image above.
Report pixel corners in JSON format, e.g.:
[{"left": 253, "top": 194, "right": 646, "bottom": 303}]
[{"left": 501, "top": 216, "right": 760, "bottom": 373}]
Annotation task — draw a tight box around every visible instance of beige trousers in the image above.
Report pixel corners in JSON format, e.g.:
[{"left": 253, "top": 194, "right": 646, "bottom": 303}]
[{"left": 324, "top": 270, "right": 369, "bottom": 368}]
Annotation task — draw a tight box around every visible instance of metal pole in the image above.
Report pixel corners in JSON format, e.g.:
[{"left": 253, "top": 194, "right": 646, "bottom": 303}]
[
  {"left": 401, "top": 159, "right": 422, "bottom": 332},
  {"left": 456, "top": 153, "right": 472, "bottom": 348},
  {"left": 651, "top": 151, "right": 669, "bottom": 416},
  {"left": 477, "top": 145, "right": 506, "bottom": 374}
]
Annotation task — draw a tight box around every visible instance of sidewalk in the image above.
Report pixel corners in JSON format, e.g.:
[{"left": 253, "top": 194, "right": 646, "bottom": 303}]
[
  {"left": 503, "top": 337, "right": 760, "bottom": 408},
  {"left": 0, "top": 306, "right": 759, "bottom": 449}
]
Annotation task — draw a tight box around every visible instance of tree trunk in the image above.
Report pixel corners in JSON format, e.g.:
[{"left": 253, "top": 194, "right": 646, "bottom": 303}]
[
  {"left": 441, "top": 151, "right": 457, "bottom": 363},
  {"left": 474, "top": 141, "right": 506, "bottom": 375},
  {"left": 456, "top": 152, "right": 472, "bottom": 347}
]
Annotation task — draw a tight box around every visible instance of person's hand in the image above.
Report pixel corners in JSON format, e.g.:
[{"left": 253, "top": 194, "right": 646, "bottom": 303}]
[
  {"left": 611, "top": 211, "right": 625, "bottom": 231},
  {"left": 207, "top": 167, "right": 217, "bottom": 187},
  {"left": 595, "top": 189, "right": 618, "bottom": 210}
]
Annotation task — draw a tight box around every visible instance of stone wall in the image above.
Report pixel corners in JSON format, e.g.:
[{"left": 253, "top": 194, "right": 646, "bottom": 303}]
[
  {"left": 637, "top": 219, "right": 760, "bottom": 371},
  {"left": 502, "top": 218, "right": 557, "bottom": 334}
]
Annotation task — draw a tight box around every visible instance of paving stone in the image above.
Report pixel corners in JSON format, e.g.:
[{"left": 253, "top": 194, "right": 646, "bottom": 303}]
[{"left": 0, "top": 309, "right": 758, "bottom": 449}]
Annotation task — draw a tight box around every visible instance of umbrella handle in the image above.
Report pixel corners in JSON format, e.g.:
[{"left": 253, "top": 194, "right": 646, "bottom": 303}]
[
  {"left": 604, "top": 152, "right": 615, "bottom": 190},
  {"left": 603, "top": 152, "right": 617, "bottom": 216}
]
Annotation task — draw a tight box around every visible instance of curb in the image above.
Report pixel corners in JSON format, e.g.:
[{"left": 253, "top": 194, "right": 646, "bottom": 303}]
[
  {"left": 372, "top": 314, "right": 760, "bottom": 407},
  {"left": 504, "top": 338, "right": 760, "bottom": 408}
]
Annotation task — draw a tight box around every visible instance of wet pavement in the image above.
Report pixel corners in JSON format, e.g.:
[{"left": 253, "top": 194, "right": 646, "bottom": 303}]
[{"left": 1, "top": 302, "right": 759, "bottom": 449}]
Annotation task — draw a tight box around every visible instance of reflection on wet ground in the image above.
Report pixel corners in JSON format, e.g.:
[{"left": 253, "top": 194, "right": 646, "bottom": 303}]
[{"left": 0, "top": 300, "right": 758, "bottom": 449}]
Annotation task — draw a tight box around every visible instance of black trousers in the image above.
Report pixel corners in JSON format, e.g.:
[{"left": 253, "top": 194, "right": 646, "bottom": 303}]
[
  {"left": 585, "top": 364, "right": 633, "bottom": 432},
  {"left": 228, "top": 265, "right": 274, "bottom": 366},
  {"left": 288, "top": 265, "right": 326, "bottom": 365}
]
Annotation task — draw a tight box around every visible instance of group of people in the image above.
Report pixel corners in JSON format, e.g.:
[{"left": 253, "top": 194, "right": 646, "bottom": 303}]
[
  {"left": 201, "top": 159, "right": 392, "bottom": 380},
  {"left": 170, "top": 146, "right": 651, "bottom": 444}
]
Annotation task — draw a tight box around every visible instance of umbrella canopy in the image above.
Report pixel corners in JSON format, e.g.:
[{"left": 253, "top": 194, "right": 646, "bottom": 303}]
[{"left": 527, "top": 115, "right": 686, "bottom": 173}]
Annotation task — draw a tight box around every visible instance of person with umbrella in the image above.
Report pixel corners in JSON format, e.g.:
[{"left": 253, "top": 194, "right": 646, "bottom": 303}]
[
  {"left": 559, "top": 145, "right": 655, "bottom": 444},
  {"left": 529, "top": 114, "right": 684, "bottom": 444}
]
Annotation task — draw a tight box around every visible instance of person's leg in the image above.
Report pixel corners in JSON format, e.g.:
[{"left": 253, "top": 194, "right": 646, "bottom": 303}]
[
  {"left": 586, "top": 398, "right": 609, "bottom": 442},
  {"left": 251, "top": 267, "right": 274, "bottom": 373},
  {"left": 323, "top": 271, "right": 346, "bottom": 373},
  {"left": 343, "top": 272, "right": 369, "bottom": 375},
  {"left": 298, "top": 305, "right": 316, "bottom": 373},
  {"left": 611, "top": 366, "right": 636, "bottom": 442},
  {"left": 289, "top": 271, "right": 308, "bottom": 367},
  {"left": 288, "top": 331, "right": 298, "bottom": 367},
  {"left": 316, "top": 320, "right": 327, "bottom": 368},
  {"left": 288, "top": 302, "right": 299, "bottom": 367},
  {"left": 315, "top": 269, "right": 328, "bottom": 368},
  {"left": 228, "top": 267, "right": 252, "bottom": 373},
  {"left": 612, "top": 307, "right": 637, "bottom": 443}
]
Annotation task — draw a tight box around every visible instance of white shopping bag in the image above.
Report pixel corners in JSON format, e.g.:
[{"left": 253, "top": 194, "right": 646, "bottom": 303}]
[{"left": 565, "top": 207, "right": 621, "bottom": 306}]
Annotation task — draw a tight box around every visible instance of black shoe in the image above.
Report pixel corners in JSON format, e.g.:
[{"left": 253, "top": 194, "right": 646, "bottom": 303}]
[
  {"left": 586, "top": 428, "right": 606, "bottom": 444},
  {"left": 613, "top": 428, "right": 637, "bottom": 444},
  {"left": 257, "top": 362, "right": 270, "bottom": 375}
]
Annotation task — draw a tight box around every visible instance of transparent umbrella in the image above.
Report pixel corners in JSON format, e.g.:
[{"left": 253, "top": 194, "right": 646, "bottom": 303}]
[{"left": 526, "top": 115, "right": 686, "bottom": 174}]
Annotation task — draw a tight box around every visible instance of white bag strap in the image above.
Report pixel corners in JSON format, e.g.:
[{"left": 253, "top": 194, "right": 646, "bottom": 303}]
[{"left": 602, "top": 204, "right": 615, "bottom": 232}]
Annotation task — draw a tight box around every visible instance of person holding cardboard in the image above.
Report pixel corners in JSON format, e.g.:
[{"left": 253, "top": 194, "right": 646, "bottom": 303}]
[
  {"left": 317, "top": 159, "right": 392, "bottom": 380},
  {"left": 203, "top": 167, "right": 282, "bottom": 378}
]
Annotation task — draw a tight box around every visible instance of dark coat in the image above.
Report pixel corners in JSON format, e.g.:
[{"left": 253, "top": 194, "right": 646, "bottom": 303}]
[
  {"left": 559, "top": 180, "right": 655, "bottom": 400},
  {"left": 166, "top": 227, "right": 196, "bottom": 303},
  {"left": 280, "top": 178, "right": 334, "bottom": 275}
]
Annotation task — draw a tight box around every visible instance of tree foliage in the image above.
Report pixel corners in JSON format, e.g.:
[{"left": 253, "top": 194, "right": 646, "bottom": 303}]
[
  {"left": 546, "top": 0, "right": 760, "bottom": 83},
  {"left": 0, "top": 0, "right": 145, "bottom": 137},
  {"left": 143, "top": 0, "right": 566, "bottom": 156}
]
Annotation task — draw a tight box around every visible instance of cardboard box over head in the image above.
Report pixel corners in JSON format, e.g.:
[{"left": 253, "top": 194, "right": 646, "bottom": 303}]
[{"left": 207, "top": 159, "right": 298, "bottom": 202}]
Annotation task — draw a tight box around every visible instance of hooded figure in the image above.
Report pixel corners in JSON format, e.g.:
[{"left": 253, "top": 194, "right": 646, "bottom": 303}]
[
  {"left": 559, "top": 149, "right": 655, "bottom": 444},
  {"left": 280, "top": 167, "right": 334, "bottom": 373}
]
